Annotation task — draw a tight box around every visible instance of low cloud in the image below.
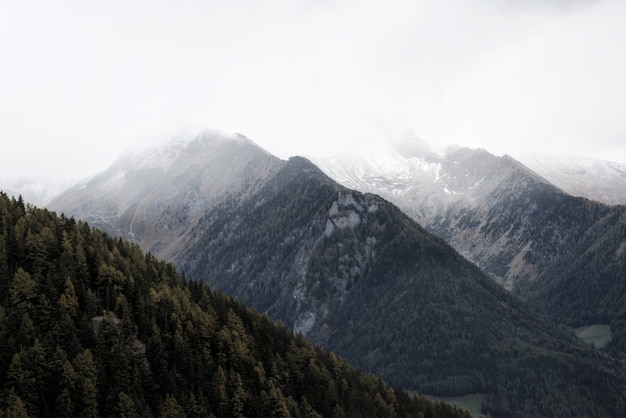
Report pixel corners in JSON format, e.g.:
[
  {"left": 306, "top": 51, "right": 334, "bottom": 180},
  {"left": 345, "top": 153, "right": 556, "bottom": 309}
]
[{"left": 1, "top": 0, "right": 624, "bottom": 181}]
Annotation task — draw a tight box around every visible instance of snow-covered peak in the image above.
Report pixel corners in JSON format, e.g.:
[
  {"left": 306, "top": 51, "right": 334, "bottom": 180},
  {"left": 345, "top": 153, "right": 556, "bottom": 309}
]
[
  {"left": 0, "top": 179, "right": 74, "bottom": 206},
  {"left": 518, "top": 153, "right": 626, "bottom": 205},
  {"left": 116, "top": 129, "right": 263, "bottom": 172},
  {"left": 388, "top": 130, "right": 439, "bottom": 160},
  {"left": 124, "top": 129, "right": 246, "bottom": 155}
]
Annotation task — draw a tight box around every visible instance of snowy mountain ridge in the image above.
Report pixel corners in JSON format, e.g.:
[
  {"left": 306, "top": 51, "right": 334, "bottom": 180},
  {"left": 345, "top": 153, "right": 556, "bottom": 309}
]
[
  {"left": 120, "top": 129, "right": 265, "bottom": 171},
  {"left": 312, "top": 135, "right": 626, "bottom": 207},
  {"left": 309, "top": 136, "right": 625, "bottom": 290},
  {"left": 518, "top": 153, "right": 626, "bottom": 205}
]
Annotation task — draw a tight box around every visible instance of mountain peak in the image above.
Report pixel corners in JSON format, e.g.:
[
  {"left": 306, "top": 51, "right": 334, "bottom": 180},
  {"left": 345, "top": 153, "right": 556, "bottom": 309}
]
[
  {"left": 49, "top": 130, "right": 285, "bottom": 260},
  {"left": 125, "top": 128, "right": 247, "bottom": 153},
  {"left": 118, "top": 129, "right": 270, "bottom": 171},
  {"left": 389, "top": 131, "right": 438, "bottom": 160}
]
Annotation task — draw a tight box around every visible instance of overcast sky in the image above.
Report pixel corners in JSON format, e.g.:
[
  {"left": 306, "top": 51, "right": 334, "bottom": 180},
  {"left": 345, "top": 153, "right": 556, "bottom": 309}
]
[{"left": 2, "top": 0, "right": 626, "bottom": 182}]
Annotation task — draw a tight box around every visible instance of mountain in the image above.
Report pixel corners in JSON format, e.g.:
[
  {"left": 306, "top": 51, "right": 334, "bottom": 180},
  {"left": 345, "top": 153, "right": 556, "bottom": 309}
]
[
  {"left": 0, "top": 192, "right": 470, "bottom": 417},
  {"left": 311, "top": 139, "right": 626, "bottom": 358},
  {"left": 49, "top": 130, "right": 285, "bottom": 261},
  {"left": 173, "top": 155, "right": 626, "bottom": 417},
  {"left": 519, "top": 153, "right": 626, "bottom": 205},
  {"left": 49, "top": 132, "right": 626, "bottom": 416},
  {"left": 310, "top": 143, "right": 566, "bottom": 289},
  {"left": 0, "top": 179, "right": 72, "bottom": 207},
  {"left": 514, "top": 202, "right": 626, "bottom": 356}
]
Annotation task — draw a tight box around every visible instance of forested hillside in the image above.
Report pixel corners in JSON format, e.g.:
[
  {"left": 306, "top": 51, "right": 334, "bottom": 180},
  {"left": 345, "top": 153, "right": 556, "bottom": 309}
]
[
  {"left": 515, "top": 201, "right": 626, "bottom": 357},
  {"left": 43, "top": 133, "right": 626, "bottom": 416},
  {"left": 177, "top": 157, "right": 626, "bottom": 417},
  {"left": 0, "top": 192, "right": 469, "bottom": 417}
]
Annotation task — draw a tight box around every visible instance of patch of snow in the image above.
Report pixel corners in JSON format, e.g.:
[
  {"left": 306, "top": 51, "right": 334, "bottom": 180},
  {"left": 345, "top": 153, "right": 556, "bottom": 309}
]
[
  {"left": 329, "top": 201, "right": 340, "bottom": 217},
  {"left": 324, "top": 220, "right": 335, "bottom": 237},
  {"left": 102, "top": 170, "right": 126, "bottom": 191},
  {"left": 338, "top": 192, "right": 363, "bottom": 211},
  {"left": 331, "top": 211, "right": 361, "bottom": 230},
  {"left": 294, "top": 311, "right": 316, "bottom": 336}
]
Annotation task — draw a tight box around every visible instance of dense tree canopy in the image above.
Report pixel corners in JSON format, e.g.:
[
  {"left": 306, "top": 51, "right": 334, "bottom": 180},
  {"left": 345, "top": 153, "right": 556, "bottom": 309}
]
[{"left": 0, "top": 192, "right": 469, "bottom": 417}]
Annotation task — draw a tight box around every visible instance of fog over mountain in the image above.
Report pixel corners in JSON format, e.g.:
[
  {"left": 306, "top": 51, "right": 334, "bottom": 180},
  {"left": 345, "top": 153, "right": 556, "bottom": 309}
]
[
  {"left": 49, "top": 130, "right": 284, "bottom": 262},
  {"left": 3, "top": 0, "right": 626, "bottom": 182},
  {"left": 0, "top": 179, "right": 73, "bottom": 207},
  {"left": 519, "top": 153, "right": 626, "bottom": 205}
]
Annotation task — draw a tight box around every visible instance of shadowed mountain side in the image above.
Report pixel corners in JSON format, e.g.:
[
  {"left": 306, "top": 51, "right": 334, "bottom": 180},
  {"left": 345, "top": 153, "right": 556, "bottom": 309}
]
[
  {"left": 175, "top": 157, "right": 626, "bottom": 418},
  {"left": 312, "top": 142, "right": 626, "bottom": 357},
  {"left": 515, "top": 203, "right": 626, "bottom": 357},
  {"left": 312, "top": 147, "right": 570, "bottom": 288}
]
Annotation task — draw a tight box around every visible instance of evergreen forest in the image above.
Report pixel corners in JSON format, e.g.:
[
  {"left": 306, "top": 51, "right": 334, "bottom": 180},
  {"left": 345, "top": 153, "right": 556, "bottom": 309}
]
[{"left": 0, "top": 192, "right": 470, "bottom": 417}]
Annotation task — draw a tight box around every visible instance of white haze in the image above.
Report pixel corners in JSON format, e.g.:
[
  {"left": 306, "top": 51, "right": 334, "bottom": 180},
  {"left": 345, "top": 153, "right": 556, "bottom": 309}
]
[{"left": 1, "top": 0, "right": 625, "bottom": 182}]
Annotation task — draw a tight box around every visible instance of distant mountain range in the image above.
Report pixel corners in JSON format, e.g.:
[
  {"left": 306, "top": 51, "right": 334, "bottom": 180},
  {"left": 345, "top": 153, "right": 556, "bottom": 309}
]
[
  {"left": 310, "top": 136, "right": 626, "bottom": 357},
  {"left": 0, "top": 179, "right": 73, "bottom": 207},
  {"left": 46, "top": 131, "right": 626, "bottom": 417},
  {"left": 519, "top": 153, "right": 626, "bottom": 205}
]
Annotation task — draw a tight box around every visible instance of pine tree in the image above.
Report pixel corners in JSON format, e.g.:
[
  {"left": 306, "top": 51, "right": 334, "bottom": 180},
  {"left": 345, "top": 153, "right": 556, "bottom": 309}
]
[
  {"left": 116, "top": 392, "right": 140, "bottom": 418},
  {"left": 9, "top": 268, "right": 36, "bottom": 312},
  {"left": 161, "top": 394, "right": 185, "bottom": 418},
  {"left": 74, "top": 349, "right": 99, "bottom": 418},
  {"left": 6, "top": 389, "right": 30, "bottom": 418},
  {"left": 55, "top": 360, "right": 77, "bottom": 417}
]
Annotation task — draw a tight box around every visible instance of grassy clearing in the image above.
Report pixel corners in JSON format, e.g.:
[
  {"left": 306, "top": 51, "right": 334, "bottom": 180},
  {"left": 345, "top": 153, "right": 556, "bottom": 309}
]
[
  {"left": 425, "top": 394, "right": 486, "bottom": 417},
  {"left": 575, "top": 324, "right": 612, "bottom": 349}
]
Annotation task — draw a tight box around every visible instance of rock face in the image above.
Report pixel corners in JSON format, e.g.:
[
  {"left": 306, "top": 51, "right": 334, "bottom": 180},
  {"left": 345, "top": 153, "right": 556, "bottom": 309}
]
[
  {"left": 49, "top": 130, "right": 285, "bottom": 261},
  {"left": 312, "top": 145, "right": 569, "bottom": 289}
]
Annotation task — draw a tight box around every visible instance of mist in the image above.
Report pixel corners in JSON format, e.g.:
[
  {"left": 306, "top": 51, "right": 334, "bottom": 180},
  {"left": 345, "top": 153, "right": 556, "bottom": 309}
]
[{"left": 1, "top": 0, "right": 625, "bottom": 182}]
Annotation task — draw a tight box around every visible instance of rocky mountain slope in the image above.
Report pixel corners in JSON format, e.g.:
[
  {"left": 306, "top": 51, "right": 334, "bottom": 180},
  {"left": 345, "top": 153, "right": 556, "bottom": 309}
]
[
  {"left": 311, "top": 144, "right": 567, "bottom": 289},
  {"left": 174, "top": 156, "right": 626, "bottom": 417},
  {"left": 49, "top": 130, "right": 285, "bottom": 261},
  {"left": 311, "top": 138, "right": 626, "bottom": 358}
]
